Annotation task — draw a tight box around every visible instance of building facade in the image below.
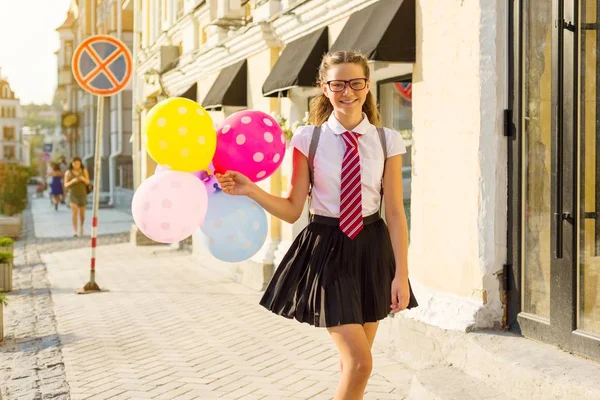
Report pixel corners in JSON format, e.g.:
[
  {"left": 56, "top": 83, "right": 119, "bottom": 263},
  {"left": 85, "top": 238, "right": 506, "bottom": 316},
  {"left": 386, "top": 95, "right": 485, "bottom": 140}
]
[
  {"left": 55, "top": 8, "right": 80, "bottom": 160},
  {"left": 133, "top": 0, "right": 600, "bottom": 362},
  {"left": 55, "top": 0, "right": 135, "bottom": 210},
  {"left": 0, "top": 71, "right": 24, "bottom": 166}
]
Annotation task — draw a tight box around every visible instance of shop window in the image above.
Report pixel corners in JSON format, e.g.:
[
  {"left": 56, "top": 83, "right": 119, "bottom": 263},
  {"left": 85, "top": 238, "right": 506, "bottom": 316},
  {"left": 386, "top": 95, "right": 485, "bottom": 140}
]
[{"left": 378, "top": 76, "right": 413, "bottom": 228}]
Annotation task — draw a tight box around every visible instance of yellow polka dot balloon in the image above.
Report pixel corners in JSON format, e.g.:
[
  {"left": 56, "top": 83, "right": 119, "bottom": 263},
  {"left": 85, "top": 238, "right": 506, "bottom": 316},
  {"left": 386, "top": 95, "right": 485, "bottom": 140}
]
[{"left": 143, "top": 97, "right": 216, "bottom": 172}]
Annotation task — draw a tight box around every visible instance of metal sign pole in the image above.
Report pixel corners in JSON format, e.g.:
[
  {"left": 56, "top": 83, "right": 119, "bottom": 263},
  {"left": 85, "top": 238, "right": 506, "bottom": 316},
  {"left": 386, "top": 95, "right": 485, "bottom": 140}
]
[
  {"left": 79, "top": 96, "right": 104, "bottom": 293},
  {"left": 71, "top": 33, "right": 131, "bottom": 295}
]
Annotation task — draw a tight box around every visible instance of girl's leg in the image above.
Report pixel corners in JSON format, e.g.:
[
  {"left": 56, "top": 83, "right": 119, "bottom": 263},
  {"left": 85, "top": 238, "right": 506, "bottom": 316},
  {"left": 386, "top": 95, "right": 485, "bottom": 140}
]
[
  {"left": 362, "top": 322, "right": 380, "bottom": 350},
  {"left": 78, "top": 206, "right": 86, "bottom": 236},
  {"left": 327, "top": 324, "right": 373, "bottom": 400},
  {"left": 340, "top": 322, "right": 379, "bottom": 374},
  {"left": 70, "top": 204, "right": 79, "bottom": 236}
]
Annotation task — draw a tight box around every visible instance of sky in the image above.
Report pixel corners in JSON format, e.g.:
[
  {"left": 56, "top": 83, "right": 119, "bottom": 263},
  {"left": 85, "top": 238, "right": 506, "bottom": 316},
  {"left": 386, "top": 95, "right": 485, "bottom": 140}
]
[{"left": 0, "top": 0, "right": 72, "bottom": 105}]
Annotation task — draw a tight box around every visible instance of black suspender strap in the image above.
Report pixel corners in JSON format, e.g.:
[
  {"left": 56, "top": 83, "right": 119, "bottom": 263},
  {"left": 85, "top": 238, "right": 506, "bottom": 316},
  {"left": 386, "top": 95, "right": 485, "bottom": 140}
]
[
  {"left": 376, "top": 126, "right": 387, "bottom": 158},
  {"left": 376, "top": 127, "right": 387, "bottom": 215},
  {"left": 307, "top": 125, "right": 321, "bottom": 196},
  {"left": 376, "top": 126, "right": 387, "bottom": 193},
  {"left": 307, "top": 126, "right": 321, "bottom": 222}
]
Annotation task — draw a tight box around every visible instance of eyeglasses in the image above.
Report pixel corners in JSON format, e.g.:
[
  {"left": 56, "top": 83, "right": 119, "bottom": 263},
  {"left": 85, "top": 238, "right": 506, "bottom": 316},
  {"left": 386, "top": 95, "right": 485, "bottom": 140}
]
[{"left": 326, "top": 78, "right": 368, "bottom": 92}]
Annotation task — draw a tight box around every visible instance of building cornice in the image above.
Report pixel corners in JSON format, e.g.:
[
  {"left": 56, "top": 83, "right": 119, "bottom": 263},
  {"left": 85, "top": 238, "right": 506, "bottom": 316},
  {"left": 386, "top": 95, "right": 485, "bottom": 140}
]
[{"left": 136, "top": 0, "right": 378, "bottom": 97}]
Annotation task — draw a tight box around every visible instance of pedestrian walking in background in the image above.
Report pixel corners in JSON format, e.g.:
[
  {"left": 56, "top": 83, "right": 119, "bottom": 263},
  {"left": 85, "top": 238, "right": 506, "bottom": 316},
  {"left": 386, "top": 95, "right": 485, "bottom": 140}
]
[
  {"left": 58, "top": 156, "right": 68, "bottom": 204},
  {"left": 48, "top": 163, "right": 64, "bottom": 211},
  {"left": 216, "top": 51, "right": 418, "bottom": 399},
  {"left": 64, "top": 157, "right": 90, "bottom": 237}
]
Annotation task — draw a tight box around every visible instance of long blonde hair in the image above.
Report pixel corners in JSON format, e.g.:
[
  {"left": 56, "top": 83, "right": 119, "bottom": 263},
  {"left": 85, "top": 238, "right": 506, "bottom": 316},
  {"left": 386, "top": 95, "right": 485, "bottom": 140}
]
[{"left": 308, "top": 51, "right": 381, "bottom": 127}]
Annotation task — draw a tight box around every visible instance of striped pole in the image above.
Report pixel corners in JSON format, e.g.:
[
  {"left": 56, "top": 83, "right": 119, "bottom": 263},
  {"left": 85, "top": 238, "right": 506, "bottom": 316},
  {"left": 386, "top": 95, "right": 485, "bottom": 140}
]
[{"left": 79, "top": 96, "right": 103, "bottom": 293}]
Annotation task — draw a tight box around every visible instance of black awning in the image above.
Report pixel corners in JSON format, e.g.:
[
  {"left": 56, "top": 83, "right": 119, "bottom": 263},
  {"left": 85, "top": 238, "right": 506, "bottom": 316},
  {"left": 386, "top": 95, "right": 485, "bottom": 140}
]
[
  {"left": 262, "top": 27, "right": 329, "bottom": 97},
  {"left": 174, "top": 82, "right": 197, "bottom": 101},
  {"left": 330, "top": 0, "right": 415, "bottom": 62},
  {"left": 202, "top": 60, "right": 247, "bottom": 110}
]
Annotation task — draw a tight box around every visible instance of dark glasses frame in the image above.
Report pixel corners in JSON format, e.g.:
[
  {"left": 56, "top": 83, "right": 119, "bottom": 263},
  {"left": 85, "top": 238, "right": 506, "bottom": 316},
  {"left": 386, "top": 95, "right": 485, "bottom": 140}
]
[{"left": 325, "top": 78, "right": 369, "bottom": 92}]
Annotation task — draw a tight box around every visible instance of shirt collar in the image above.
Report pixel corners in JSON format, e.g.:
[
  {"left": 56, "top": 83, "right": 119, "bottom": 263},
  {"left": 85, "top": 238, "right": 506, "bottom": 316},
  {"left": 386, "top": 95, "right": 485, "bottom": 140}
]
[{"left": 326, "top": 112, "right": 373, "bottom": 135}]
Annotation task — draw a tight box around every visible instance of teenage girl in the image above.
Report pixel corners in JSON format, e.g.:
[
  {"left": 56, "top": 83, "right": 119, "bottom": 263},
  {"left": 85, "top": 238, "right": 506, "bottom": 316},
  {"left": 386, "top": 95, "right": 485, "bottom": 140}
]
[{"left": 216, "top": 51, "right": 418, "bottom": 399}]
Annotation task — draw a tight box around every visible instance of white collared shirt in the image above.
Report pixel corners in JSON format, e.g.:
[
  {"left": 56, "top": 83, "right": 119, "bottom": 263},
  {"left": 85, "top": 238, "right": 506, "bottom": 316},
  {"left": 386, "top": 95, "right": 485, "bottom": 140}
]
[{"left": 290, "top": 113, "right": 406, "bottom": 218}]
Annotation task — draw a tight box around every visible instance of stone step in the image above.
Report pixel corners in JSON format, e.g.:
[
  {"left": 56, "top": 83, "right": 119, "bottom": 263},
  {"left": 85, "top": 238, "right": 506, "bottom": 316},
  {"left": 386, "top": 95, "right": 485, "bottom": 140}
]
[
  {"left": 449, "top": 332, "right": 600, "bottom": 400},
  {"left": 407, "top": 366, "right": 513, "bottom": 400},
  {"left": 377, "top": 317, "right": 600, "bottom": 400}
]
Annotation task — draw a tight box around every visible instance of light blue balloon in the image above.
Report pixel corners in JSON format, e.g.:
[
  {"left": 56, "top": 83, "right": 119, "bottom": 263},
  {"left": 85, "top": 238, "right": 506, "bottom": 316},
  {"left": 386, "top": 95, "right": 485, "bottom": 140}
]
[{"left": 199, "top": 188, "right": 268, "bottom": 262}]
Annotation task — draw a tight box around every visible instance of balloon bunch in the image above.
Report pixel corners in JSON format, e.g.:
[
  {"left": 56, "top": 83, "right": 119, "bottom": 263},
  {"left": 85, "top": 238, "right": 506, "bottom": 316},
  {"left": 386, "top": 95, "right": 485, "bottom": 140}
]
[{"left": 132, "top": 97, "right": 286, "bottom": 263}]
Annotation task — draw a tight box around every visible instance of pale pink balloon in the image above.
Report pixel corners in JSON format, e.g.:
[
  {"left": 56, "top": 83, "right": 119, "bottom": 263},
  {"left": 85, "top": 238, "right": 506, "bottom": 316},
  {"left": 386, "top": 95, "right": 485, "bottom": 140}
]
[
  {"left": 212, "top": 110, "right": 286, "bottom": 182},
  {"left": 155, "top": 164, "right": 170, "bottom": 174},
  {"left": 132, "top": 171, "right": 208, "bottom": 243},
  {"left": 157, "top": 163, "right": 207, "bottom": 182}
]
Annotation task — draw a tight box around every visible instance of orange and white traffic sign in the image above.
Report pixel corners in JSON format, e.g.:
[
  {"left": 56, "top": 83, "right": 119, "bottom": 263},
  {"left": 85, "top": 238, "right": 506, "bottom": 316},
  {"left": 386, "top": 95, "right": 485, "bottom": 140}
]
[{"left": 72, "top": 35, "right": 132, "bottom": 96}]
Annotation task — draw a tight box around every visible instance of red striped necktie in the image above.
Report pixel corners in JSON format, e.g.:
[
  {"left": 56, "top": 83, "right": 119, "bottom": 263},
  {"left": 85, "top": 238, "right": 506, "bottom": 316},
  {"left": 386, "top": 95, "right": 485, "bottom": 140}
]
[{"left": 340, "top": 131, "right": 363, "bottom": 239}]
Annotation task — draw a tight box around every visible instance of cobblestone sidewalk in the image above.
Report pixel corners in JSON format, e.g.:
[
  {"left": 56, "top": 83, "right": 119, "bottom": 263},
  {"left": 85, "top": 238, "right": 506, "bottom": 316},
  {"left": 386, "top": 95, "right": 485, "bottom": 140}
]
[
  {"left": 0, "top": 192, "right": 130, "bottom": 400},
  {"left": 41, "top": 243, "right": 412, "bottom": 400},
  {"left": 1, "top": 191, "right": 413, "bottom": 399}
]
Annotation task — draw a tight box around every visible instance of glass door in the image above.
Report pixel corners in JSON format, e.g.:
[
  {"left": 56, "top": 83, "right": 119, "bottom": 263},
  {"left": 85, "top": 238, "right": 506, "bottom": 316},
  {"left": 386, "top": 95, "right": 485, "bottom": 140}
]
[
  {"left": 513, "top": 0, "right": 600, "bottom": 360},
  {"left": 518, "top": 0, "right": 556, "bottom": 341},
  {"left": 577, "top": 0, "right": 600, "bottom": 342}
]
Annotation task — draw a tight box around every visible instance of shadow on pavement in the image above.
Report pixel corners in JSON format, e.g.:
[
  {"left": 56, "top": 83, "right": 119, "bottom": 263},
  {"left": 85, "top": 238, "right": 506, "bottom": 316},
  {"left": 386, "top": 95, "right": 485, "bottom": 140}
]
[{"left": 0, "top": 333, "right": 80, "bottom": 352}]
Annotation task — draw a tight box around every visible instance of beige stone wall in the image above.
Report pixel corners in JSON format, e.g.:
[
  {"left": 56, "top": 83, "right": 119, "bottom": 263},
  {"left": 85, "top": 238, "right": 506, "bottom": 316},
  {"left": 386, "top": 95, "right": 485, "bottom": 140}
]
[{"left": 401, "top": 0, "right": 507, "bottom": 329}]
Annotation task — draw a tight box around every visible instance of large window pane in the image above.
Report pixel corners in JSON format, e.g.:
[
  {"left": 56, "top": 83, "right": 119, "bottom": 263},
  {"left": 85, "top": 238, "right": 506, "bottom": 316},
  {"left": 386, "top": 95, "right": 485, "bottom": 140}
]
[
  {"left": 379, "top": 79, "right": 413, "bottom": 230},
  {"left": 578, "top": 0, "right": 600, "bottom": 336},
  {"left": 522, "top": 2, "right": 553, "bottom": 318}
]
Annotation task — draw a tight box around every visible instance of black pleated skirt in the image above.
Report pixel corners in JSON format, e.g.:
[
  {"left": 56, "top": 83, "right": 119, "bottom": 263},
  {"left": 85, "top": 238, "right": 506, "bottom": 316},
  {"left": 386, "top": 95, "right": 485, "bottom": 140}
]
[{"left": 259, "top": 213, "right": 418, "bottom": 328}]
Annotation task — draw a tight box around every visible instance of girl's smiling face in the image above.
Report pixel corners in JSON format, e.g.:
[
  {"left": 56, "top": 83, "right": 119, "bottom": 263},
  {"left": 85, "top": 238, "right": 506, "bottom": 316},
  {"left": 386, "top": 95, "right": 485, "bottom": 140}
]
[{"left": 322, "top": 62, "right": 370, "bottom": 115}]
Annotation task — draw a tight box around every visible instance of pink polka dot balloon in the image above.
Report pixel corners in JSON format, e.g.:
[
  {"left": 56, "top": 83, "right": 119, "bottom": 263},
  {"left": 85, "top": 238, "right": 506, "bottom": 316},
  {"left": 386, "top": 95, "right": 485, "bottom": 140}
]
[
  {"left": 212, "top": 110, "right": 286, "bottom": 182},
  {"left": 132, "top": 171, "right": 208, "bottom": 243}
]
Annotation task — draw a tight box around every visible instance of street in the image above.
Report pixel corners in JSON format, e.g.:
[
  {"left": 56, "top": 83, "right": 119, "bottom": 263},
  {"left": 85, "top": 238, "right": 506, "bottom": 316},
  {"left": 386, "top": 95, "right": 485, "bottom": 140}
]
[
  {"left": 4, "top": 0, "right": 600, "bottom": 398},
  {"left": 0, "top": 193, "right": 413, "bottom": 400}
]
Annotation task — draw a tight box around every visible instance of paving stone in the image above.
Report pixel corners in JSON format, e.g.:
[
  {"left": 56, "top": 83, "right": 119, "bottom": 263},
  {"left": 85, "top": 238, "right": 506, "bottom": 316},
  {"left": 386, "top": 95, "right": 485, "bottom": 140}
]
[{"left": 1, "top": 189, "right": 411, "bottom": 399}]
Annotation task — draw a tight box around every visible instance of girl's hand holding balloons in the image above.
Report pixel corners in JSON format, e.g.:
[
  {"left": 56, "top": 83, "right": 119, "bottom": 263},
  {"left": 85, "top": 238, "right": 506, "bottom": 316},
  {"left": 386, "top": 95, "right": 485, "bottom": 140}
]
[{"left": 215, "top": 171, "right": 255, "bottom": 196}]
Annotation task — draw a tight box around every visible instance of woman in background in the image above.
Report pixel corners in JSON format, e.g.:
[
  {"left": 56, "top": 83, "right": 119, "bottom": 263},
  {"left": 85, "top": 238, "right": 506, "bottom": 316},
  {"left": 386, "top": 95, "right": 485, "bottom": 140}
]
[{"left": 64, "top": 157, "right": 90, "bottom": 237}]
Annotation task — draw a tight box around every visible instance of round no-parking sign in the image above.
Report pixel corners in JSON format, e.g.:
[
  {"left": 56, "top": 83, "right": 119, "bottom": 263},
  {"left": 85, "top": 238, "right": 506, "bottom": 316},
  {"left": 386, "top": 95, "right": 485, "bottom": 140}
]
[{"left": 71, "top": 35, "right": 132, "bottom": 96}]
